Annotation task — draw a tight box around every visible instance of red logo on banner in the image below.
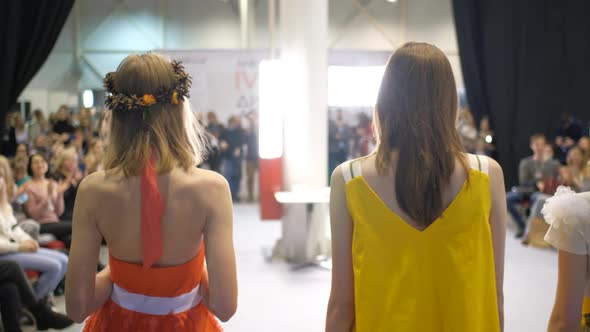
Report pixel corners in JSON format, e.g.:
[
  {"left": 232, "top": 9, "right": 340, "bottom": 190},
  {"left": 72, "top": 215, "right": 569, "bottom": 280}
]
[{"left": 235, "top": 71, "right": 258, "bottom": 91}]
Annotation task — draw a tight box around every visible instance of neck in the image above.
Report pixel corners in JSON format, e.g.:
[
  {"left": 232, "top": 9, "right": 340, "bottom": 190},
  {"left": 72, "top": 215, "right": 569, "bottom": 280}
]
[
  {"left": 533, "top": 153, "right": 543, "bottom": 161},
  {"left": 32, "top": 176, "right": 44, "bottom": 181}
]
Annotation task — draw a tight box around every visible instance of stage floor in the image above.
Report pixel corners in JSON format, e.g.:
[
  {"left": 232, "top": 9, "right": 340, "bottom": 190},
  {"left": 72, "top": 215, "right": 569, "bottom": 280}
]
[{"left": 52, "top": 203, "right": 556, "bottom": 332}]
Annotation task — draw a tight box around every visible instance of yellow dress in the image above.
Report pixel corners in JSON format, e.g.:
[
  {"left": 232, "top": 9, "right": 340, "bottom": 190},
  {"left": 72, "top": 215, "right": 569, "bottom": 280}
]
[{"left": 343, "top": 154, "right": 500, "bottom": 332}]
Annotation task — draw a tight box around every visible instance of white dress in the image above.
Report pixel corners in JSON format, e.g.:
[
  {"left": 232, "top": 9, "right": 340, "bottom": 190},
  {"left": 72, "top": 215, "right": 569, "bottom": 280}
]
[{"left": 543, "top": 186, "right": 590, "bottom": 254}]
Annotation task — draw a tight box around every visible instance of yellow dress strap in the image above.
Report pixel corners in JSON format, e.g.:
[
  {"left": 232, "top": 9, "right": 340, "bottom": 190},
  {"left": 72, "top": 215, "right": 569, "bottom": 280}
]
[
  {"left": 467, "top": 154, "right": 489, "bottom": 174},
  {"left": 341, "top": 160, "right": 362, "bottom": 183}
]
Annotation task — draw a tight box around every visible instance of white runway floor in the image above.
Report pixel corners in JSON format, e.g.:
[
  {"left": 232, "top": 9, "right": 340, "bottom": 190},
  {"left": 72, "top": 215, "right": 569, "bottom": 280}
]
[{"left": 51, "top": 203, "right": 557, "bottom": 332}]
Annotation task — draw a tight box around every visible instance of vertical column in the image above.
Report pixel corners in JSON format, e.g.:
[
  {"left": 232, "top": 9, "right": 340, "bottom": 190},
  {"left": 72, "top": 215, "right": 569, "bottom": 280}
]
[
  {"left": 276, "top": 0, "right": 329, "bottom": 264},
  {"left": 280, "top": 0, "right": 328, "bottom": 189}
]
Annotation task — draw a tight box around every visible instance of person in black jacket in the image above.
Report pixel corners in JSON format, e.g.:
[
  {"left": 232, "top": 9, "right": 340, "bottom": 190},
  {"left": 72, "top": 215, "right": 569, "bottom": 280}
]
[
  {"left": 0, "top": 260, "right": 73, "bottom": 331},
  {"left": 220, "top": 116, "right": 245, "bottom": 202}
]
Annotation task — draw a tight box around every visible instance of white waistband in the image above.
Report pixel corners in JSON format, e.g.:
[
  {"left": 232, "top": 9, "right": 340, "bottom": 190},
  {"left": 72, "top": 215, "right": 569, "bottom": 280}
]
[{"left": 111, "top": 283, "right": 202, "bottom": 315}]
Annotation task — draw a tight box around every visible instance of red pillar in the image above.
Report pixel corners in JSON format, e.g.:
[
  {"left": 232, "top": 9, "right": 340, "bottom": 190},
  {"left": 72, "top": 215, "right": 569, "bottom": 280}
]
[{"left": 259, "top": 157, "right": 282, "bottom": 220}]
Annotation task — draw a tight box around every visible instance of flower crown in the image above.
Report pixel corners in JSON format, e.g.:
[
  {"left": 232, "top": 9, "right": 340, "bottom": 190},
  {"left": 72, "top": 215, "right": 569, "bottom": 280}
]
[{"left": 103, "top": 60, "right": 192, "bottom": 117}]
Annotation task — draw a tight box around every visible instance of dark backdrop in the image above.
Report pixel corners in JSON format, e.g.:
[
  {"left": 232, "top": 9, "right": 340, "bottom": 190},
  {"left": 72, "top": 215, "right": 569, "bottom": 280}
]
[
  {"left": 452, "top": 0, "right": 590, "bottom": 187},
  {"left": 0, "top": 0, "right": 74, "bottom": 135}
]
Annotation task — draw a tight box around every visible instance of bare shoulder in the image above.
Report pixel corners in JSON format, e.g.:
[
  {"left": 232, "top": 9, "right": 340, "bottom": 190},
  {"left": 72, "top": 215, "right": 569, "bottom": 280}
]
[
  {"left": 179, "top": 168, "right": 230, "bottom": 200},
  {"left": 331, "top": 154, "right": 374, "bottom": 185},
  {"left": 481, "top": 157, "right": 506, "bottom": 195},
  {"left": 331, "top": 160, "right": 351, "bottom": 187},
  {"left": 77, "top": 171, "right": 108, "bottom": 196},
  {"left": 484, "top": 156, "right": 504, "bottom": 179}
]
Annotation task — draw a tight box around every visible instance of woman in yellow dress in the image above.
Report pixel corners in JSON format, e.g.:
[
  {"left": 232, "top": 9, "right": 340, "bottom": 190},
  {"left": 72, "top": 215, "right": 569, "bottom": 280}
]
[{"left": 326, "top": 42, "right": 506, "bottom": 332}]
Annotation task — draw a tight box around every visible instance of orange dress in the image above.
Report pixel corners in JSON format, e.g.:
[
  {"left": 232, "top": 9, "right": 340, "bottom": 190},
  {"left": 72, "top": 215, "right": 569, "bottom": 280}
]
[
  {"left": 83, "top": 155, "right": 222, "bottom": 331},
  {"left": 83, "top": 249, "right": 222, "bottom": 331}
]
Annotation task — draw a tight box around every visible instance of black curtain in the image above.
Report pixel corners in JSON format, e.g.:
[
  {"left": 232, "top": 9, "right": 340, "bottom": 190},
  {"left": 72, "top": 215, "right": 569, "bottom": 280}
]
[
  {"left": 452, "top": 1, "right": 590, "bottom": 187},
  {"left": 0, "top": 0, "right": 75, "bottom": 132}
]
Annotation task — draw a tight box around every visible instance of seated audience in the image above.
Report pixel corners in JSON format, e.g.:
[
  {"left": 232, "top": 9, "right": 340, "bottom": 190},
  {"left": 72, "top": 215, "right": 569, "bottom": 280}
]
[
  {"left": 579, "top": 136, "right": 590, "bottom": 160},
  {"left": 84, "top": 138, "right": 104, "bottom": 175},
  {"left": 507, "top": 134, "right": 560, "bottom": 238},
  {"left": 51, "top": 106, "right": 74, "bottom": 138},
  {"left": 14, "top": 144, "right": 28, "bottom": 161},
  {"left": 457, "top": 107, "right": 478, "bottom": 152},
  {"left": 30, "top": 135, "right": 50, "bottom": 160},
  {"left": 478, "top": 116, "right": 495, "bottom": 155},
  {"left": 0, "top": 156, "right": 69, "bottom": 303},
  {"left": 28, "top": 109, "right": 49, "bottom": 144},
  {"left": 554, "top": 136, "right": 576, "bottom": 165},
  {"left": 523, "top": 146, "right": 590, "bottom": 246},
  {"left": 0, "top": 259, "right": 73, "bottom": 331},
  {"left": 560, "top": 146, "right": 590, "bottom": 191},
  {"left": 51, "top": 149, "right": 82, "bottom": 221},
  {"left": 23, "top": 154, "right": 71, "bottom": 247},
  {"left": 13, "top": 114, "right": 28, "bottom": 146}
]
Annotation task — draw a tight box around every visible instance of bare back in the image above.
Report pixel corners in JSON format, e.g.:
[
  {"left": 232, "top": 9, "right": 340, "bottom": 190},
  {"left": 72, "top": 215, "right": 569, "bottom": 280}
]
[
  {"left": 358, "top": 153, "right": 468, "bottom": 231},
  {"left": 86, "top": 167, "right": 226, "bottom": 266}
]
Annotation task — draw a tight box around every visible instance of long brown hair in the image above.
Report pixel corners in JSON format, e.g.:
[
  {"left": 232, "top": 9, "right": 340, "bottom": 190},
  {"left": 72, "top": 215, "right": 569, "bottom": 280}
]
[
  {"left": 375, "top": 42, "right": 467, "bottom": 226},
  {"left": 103, "top": 53, "right": 205, "bottom": 176}
]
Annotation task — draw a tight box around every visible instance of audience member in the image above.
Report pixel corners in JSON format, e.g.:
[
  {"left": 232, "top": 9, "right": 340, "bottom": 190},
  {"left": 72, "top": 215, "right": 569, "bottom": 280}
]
[
  {"left": 560, "top": 146, "right": 590, "bottom": 192},
  {"left": 84, "top": 138, "right": 104, "bottom": 175},
  {"left": 2, "top": 112, "right": 19, "bottom": 158},
  {"left": 207, "top": 111, "right": 225, "bottom": 139},
  {"left": 23, "top": 154, "right": 71, "bottom": 247},
  {"left": 506, "top": 134, "right": 560, "bottom": 238},
  {"left": 522, "top": 147, "right": 590, "bottom": 246},
  {"left": 245, "top": 111, "right": 258, "bottom": 202},
  {"left": 0, "top": 260, "right": 73, "bottom": 331},
  {"left": 554, "top": 136, "right": 576, "bottom": 165},
  {"left": 0, "top": 157, "right": 69, "bottom": 304},
  {"left": 12, "top": 158, "right": 30, "bottom": 190},
  {"left": 51, "top": 106, "right": 74, "bottom": 138},
  {"left": 14, "top": 144, "right": 28, "bottom": 161},
  {"left": 30, "top": 135, "right": 50, "bottom": 160},
  {"left": 328, "top": 109, "right": 351, "bottom": 174},
  {"left": 352, "top": 112, "right": 373, "bottom": 158},
  {"left": 478, "top": 116, "right": 495, "bottom": 156},
  {"left": 205, "top": 111, "right": 224, "bottom": 172},
  {"left": 28, "top": 110, "right": 49, "bottom": 145},
  {"left": 12, "top": 114, "right": 28, "bottom": 148},
  {"left": 220, "top": 116, "right": 244, "bottom": 202},
  {"left": 51, "top": 149, "right": 82, "bottom": 222},
  {"left": 556, "top": 112, "right": 584, "bottom": 142},
  {"left": 457, "top": 107, "right": 478, "bottom": 152},
  {"left": 579, "top": 136, "right": 590, "bottom": 158}
]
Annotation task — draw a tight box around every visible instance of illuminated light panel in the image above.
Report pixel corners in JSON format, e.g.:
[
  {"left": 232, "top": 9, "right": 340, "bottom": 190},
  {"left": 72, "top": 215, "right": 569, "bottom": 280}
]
[
  {"left": 328, "top": 66, "right": 386, "bottom": 107},
  {"left": 258, "top": 60, "right": 284, "bottom": 159},
  {"left": 82, "top": 89, "right": 94, "bottom": 108}
]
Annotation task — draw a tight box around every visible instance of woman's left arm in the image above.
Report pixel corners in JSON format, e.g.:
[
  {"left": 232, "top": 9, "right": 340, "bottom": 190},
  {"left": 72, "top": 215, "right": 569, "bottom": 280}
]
[
  {"left": 326, "top": 165, "right": 355, "bottom": 332},
  {"left": 65, "top": 177, "right": 111, "bottom": 323},
  {"left": 547, "top": 250, "right": 587, "bottom": 332},
  {"left": 52, "top": 180, "right": 65, "bottom": 217}
]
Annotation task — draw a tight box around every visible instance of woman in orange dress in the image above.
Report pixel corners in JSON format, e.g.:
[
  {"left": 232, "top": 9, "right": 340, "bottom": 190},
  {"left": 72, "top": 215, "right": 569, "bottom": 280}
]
[{"left": 65, "top": 54, "right": 238, "bottom": 331}]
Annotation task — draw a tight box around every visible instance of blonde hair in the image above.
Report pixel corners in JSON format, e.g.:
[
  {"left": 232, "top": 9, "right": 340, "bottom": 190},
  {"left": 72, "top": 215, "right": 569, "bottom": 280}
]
[
  {"left": 103, "top": 53, "right": 205, "bottom": 176},
  {"left": 0, "top": 156, "right": 15, "bottom": 206},
  {"left": 54, "top": 148, "right": 78, "bottom": 172}
]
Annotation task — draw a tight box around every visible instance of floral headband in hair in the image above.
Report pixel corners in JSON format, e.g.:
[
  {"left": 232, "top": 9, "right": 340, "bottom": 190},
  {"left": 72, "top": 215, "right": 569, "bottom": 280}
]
[{"left": 103, "top": 60, "right": 192, "bottom": 119}]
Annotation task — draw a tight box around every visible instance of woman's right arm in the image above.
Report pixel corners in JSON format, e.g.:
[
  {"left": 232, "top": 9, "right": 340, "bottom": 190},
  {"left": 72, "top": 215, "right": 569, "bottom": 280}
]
[
  {"left": 203, "top": 175, "right": 237, "bottom": 322},
  {"left": 488, "top": 159, "right": 507, "bottom": 332},
  {"left": 326, "top": 165, "right": 355, "bottom": 332}
]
